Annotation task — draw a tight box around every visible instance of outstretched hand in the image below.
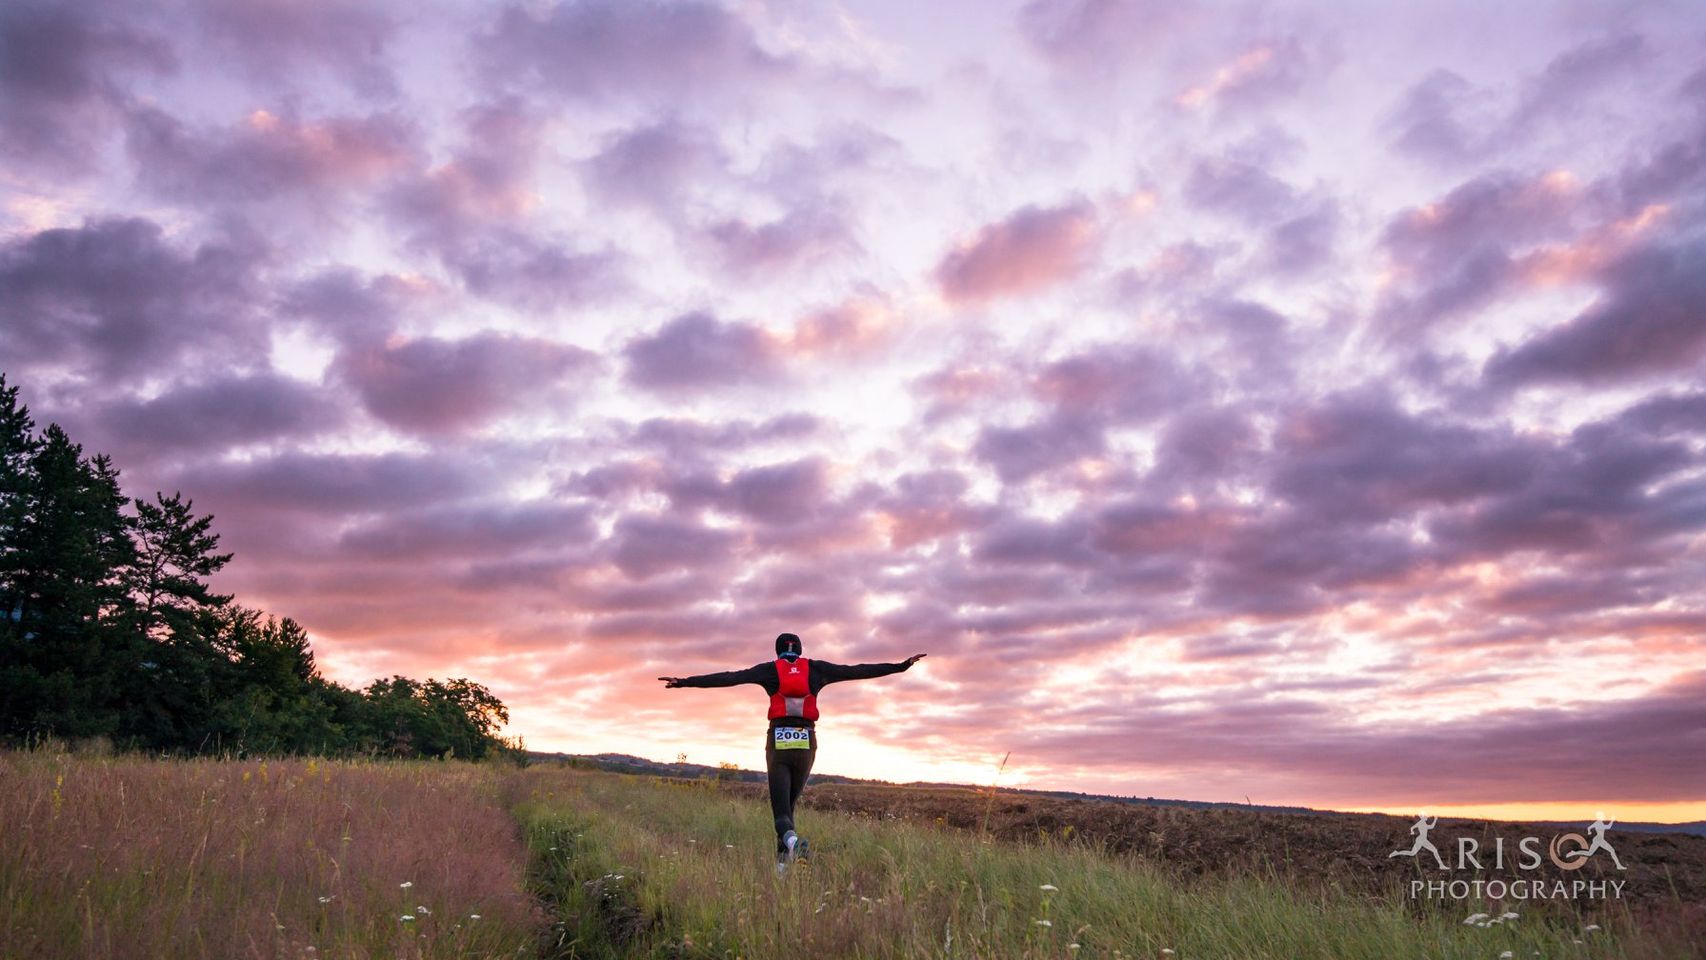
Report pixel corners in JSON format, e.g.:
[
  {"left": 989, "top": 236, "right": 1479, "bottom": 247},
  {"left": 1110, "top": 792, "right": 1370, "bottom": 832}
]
[
  {"left": 903, "top": 653, "right": 928, "bottom": 668},
  {"left": 658, "top": 676, "right": 684, "bottom": 688}
]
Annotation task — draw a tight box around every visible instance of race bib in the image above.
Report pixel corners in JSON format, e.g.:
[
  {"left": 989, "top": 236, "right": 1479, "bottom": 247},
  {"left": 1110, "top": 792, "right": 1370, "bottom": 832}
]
[{"left": 773, "top": 727, "right": 811, "bottom": 750}]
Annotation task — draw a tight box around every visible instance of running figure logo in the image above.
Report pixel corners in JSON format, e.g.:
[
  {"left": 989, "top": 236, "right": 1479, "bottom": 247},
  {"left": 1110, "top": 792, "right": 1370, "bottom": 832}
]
[
  {"left": 1389, "top": 814, "right": 1446, "bottom": 868},
  {"left": 1554, "top": 812, "right": 1626, "bottom": 870}
]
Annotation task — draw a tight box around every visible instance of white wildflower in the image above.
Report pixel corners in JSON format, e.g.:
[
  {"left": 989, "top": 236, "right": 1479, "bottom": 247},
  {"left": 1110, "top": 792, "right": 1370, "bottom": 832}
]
[
  {"left": 417, "top": 906, "right": 429, "bottom": 915},
  {"left": 1500, "top": 911, "right": 1519, "bottom": 920},
  {"left": 1040, "top": 883, "right": 1059, "bottom": 892},
  {"left": 470, "top": 914, "right": 482, "bottom": 921},
  {"left": 1499, "top": 952, "right": 1513, "bottom": 959},
  {"left": 399, "top": 915, "right": 415, "bottom": 922},
  {"left": 317, "top": 896, "right": 334, "bottom": 904},
  {"left": 1069, "top": 945, "right": 1081, "bottom": 952},
  {"left": 399, "top": 881, "right": 413, "bottom": 889},
  {"left": 1464, "top": 913, "right": 1489, "bottom": 924},
  {"left": 1584, "top": 924, "right": 1600, "bottom": 932},
  {"left": 1033, "top": 919, "right": 1052, "bottom": 927}
]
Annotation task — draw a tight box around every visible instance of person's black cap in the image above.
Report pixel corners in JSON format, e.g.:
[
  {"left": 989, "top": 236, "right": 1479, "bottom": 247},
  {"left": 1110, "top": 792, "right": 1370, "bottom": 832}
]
[{"left": 775, "top": 632, "right": 802, "bottom": 657}]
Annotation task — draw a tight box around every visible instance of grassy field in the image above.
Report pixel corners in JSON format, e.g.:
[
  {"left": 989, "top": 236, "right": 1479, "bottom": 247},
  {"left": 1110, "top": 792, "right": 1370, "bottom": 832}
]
[
  {"left": 2, "top": 750, "right": 1693, "bottom": 959},
  {"left": 0, "top": 751, "right": 542, "bottom": 959}
]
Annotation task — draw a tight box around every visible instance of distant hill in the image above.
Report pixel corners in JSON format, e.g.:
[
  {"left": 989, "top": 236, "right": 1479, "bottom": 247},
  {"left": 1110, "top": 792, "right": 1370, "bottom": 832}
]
[{"left": 530, "top": 750, "right": 1706, "bottom": 837}]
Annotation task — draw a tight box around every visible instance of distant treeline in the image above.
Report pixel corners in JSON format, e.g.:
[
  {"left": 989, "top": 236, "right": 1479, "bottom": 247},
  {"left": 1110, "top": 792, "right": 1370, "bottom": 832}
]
[{"left": 0, "top": 373, "right": 513, "bottom": 760}]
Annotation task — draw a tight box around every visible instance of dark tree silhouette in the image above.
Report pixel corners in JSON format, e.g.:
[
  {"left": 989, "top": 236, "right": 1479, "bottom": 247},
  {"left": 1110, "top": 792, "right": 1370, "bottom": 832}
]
[
  {"left": 0, "top": 371, "right": 516, "bottom": 760},
  {"left": 1, "top": 422, "right": 136, "bottom": 738},
  {"left": 124, "top": 491, "right": 233, "bottom": 642}
]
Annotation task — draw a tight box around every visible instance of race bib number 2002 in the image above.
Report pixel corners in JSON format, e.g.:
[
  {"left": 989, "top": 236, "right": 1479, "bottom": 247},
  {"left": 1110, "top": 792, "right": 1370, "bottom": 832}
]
[{"left": 773, "top": 727, "right": 811, "bottom": 750}]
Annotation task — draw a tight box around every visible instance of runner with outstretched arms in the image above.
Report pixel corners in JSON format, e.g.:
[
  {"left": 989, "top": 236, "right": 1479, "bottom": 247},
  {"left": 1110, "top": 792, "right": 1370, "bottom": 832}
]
[{"left": 659, "top": 633, "right": 927, "bottom": 875}]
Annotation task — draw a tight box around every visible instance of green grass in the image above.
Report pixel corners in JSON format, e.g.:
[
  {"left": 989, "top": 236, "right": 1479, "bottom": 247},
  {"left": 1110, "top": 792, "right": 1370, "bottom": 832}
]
[{"left": 508, "top": 768, "right": 1643, "bottom": 960}]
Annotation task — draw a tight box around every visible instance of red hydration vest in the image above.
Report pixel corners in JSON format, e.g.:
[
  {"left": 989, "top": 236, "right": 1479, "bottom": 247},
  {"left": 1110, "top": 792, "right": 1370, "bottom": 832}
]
[{"left": 767, "top": 657, "right": 819, "bottom": 721}]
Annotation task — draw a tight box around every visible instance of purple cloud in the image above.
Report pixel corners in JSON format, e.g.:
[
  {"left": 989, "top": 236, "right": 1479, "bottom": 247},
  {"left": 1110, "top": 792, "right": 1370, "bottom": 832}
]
[
  {"left": 450, "top": 230, "right": 624, "bottom": 311},
  {"left": 381, "top": 98, "right": 623, "bottom": 308},
  {"left": 1384, "top": 69, "right": 1491, "bottom": 165},
  {"left": 584, "top": 120, "right": 726, "bottom": 210},
  {"left": 0, "top": 218, "right": 265, "bottom": 382},
  {"left": 619, "top": 415, "right": 822, "bottom": 465},
  {"left": 1018, "top": 0, "right": 1190, "bottom": 72},
  {"left": 622, "top": 312, "right": 784, "bottom": 393},
  {"left": 703, "top": 209, "right": 853, "bottom": 276},
  {"left": 127, "top": 105, "right": 419, "bottom": 205},
  {"left": 189, "top": 0, "right": 400, "bottom": 95},
  {"left": 1032, "top": 345, "right": 1191, "bottom": 423},
  {"left": 475, "top": 0, "right": 789, "bottom": 103},
  {"left": 1377, "top": 170, "right": 1582, "bottom": 328},
  {"left": 0, "top": 1, "right": 173, "bottom": 173},
  {"left": 1184, "top": 155, "right": 1301, "bottom": 224},
  {"left": 974, "top": 413, "right": 1106, "bottom": 484},
  {"left": 338, "top": 501, "right": 598, "bottom": 560},
  {"left": 71, "top": 372, "right": 346, "bottom": 462},
  {"left": 334, "top": 331, "right": 602, "bottom": 434},
  {"left": 1508, "top": 33, "right": 1648, "bottom": 132},
  {"left": 178, "top": 450, "right": 486, "bottom": 516},
  {"left": 608, "top": 513, "right": 742, "bottom": 579},
  {"left": 1269, "top": 390, "right": 1541, "bottom": 521},
  {"left": 284, "top": 269, "right": 423, "bottom": 345},
  {"left": 1263, "top": 202, "right": 1339, "bottom": 273},
  {"left": 1484, "top": 240, "right": 1706, "bottom": 387},
  {"left": 669, "top": 458, "right": 831, "bottom": 526}
]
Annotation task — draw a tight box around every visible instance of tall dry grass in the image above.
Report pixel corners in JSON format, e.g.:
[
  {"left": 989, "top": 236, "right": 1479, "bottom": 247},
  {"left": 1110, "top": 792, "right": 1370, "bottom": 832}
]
[{"left": 0, "top": 751, "right": 541, "bottom": 960}]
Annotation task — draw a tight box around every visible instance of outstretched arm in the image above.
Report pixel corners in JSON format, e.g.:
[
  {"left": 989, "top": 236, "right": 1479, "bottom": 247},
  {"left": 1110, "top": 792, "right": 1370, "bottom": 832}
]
[
  {"left": 812, "top": 653, "right": 927, "bottom": 686},
  {"left": 659, "top": 662, "right": 773, "bottom": 689}
]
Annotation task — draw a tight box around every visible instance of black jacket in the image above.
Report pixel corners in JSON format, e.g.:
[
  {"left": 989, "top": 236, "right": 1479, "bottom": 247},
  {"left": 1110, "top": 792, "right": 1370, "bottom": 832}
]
[{"left": 673, "top": 657, "right": 912, "bottom": 726}]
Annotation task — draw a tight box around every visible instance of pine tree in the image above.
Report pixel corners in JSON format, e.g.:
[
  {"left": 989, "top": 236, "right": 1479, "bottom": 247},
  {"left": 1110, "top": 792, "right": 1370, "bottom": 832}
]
[
  {"left": 124, "top": 491, "right": 233, "bottom": 641},
  {"left": 1, "top": 424, "right": 136, "bottom": 739},
  {"left": 0, "top": 373, "right": 39, "bottom": 625},
  {"left": 205, "top": 606, "right": 341, "bottom": 755}
]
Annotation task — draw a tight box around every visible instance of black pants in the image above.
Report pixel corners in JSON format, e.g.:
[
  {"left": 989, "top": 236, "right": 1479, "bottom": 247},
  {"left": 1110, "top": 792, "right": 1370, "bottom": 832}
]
[{"left": 764, "top": 725, "right": 817, "bottom": 854}]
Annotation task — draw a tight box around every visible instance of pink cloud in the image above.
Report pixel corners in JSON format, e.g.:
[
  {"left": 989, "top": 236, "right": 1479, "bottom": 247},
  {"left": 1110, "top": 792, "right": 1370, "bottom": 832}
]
[
  {"left": 784, "top": 297, "right": 893, "bottom": 359},
  {"left": 934, "top": 201, "right": 1099, "bottom": 303}
]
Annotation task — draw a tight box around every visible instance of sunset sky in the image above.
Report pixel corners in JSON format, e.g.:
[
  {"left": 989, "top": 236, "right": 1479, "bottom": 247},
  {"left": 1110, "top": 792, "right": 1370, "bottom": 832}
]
[{"left": 2, "top": 0, "right": 1703, "bottom": 820}]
